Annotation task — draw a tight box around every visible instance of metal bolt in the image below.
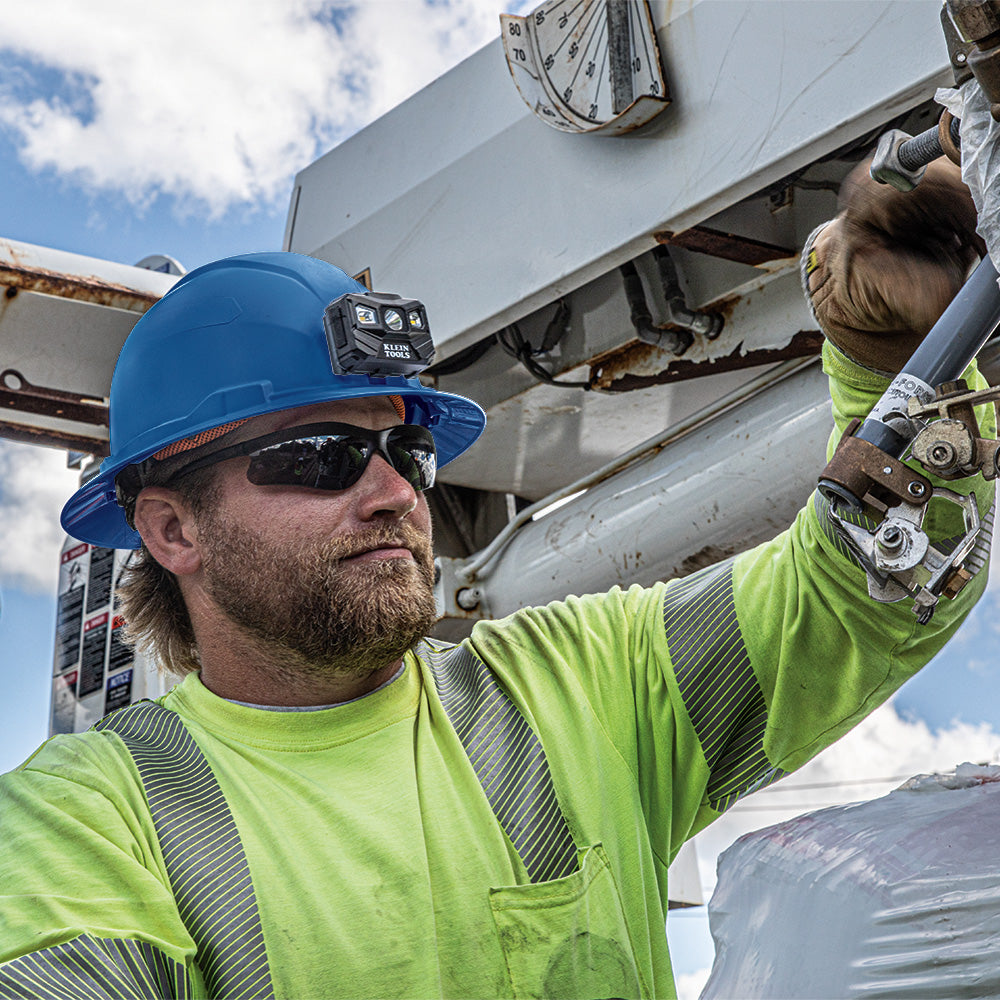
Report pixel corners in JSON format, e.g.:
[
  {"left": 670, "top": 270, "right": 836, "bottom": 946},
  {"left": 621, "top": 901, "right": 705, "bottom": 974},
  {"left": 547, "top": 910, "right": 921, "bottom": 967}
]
[
  {"left": 929, "top": 442, "right": 955, "bottom": 466},
  {"left": 883, "top": 466, "right": 893, "bottom": 476},
  {"left": 879, "top": 525, "right": 904, "bottom": 552},
  {"left": 907, "top": 481, "right": 927, "bottom": 498},
  {"left": 456, "top": 587, "right": 481, "bottom": 611}
]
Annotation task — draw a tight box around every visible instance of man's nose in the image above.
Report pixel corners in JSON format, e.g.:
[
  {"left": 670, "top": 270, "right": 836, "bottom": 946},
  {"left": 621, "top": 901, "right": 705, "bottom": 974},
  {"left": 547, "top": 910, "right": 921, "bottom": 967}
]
[{"left": 354, "top": 453, "right": 419, "bottom": 519}]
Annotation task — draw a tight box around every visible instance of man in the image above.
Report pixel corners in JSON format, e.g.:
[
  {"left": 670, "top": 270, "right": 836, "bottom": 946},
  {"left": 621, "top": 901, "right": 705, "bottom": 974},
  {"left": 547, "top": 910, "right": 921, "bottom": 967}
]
[{"left": 0, "top": 159, "right": 993, "bottom": 999}]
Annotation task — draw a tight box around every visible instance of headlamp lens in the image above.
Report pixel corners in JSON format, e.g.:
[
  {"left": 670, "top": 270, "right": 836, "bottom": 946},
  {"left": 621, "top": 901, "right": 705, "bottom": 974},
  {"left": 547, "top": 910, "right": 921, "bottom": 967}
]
[
  {"left": 383, "top": 308, "right": 404, "bottom": 332},
  {"left": 354, "top": 304, "right": 379, "bottom": 325}
]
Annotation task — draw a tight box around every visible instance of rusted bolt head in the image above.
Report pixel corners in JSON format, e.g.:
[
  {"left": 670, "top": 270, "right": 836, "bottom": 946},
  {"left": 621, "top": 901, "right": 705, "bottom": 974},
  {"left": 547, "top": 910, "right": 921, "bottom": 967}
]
[
  {"left": 908, "top": 481, "right": 927, "bottom": 498},
  {"left": 943, "top": 566, "right": 973, "bottom": 600}
]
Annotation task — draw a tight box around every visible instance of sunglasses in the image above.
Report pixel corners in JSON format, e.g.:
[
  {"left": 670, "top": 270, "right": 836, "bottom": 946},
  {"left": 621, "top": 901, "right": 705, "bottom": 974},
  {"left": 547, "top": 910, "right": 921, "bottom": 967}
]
[{"left": 175, "top": 421, "right": 437, "bottom": 492}]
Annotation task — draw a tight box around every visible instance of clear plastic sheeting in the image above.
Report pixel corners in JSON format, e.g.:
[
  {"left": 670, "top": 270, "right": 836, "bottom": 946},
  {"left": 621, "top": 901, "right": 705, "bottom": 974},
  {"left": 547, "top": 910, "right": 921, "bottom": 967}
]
[
  {"left": 701, "top": 764, "right": 1000, "bottom": 999},
  {"left": 938, "top": 82, "right": 1000, "bottom": 274}
]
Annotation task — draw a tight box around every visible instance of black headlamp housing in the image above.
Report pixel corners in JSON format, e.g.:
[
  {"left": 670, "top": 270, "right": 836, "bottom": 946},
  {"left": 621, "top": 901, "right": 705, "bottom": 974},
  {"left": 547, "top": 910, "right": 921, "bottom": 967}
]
[{"left": 324, "top": 292, "right": 435, "bottom": 378}]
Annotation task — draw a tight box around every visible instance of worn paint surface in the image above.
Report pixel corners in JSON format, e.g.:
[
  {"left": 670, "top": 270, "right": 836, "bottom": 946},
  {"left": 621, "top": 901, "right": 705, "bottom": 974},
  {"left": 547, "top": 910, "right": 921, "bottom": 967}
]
[
  {"left": 590, "top": 331, "right": 822, "bottom": 390},
  {"left": 656, "top": 226, "right": 795, "bottom": 267},
  {"left": 0, "top": 239, "right": 173, "bottom": 453},
  {"left": 0, "top": 418, "right": 109, "bottom": 456},
  {"left": 0, "top": 259, "right": 159, "bottom": 314}
]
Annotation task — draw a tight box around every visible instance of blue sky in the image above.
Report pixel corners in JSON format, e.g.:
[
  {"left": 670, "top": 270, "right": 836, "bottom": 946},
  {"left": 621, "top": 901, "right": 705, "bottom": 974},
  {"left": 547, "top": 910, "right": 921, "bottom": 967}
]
[{"left": 1, "top": 4, "right": 999, "bottom": 996}]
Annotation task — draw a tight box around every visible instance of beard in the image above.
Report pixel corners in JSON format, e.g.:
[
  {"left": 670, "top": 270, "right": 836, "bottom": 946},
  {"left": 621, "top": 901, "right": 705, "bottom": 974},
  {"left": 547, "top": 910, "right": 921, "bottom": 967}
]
[{"left": 196, "top": 507, "right": 438, "bottom": 683}]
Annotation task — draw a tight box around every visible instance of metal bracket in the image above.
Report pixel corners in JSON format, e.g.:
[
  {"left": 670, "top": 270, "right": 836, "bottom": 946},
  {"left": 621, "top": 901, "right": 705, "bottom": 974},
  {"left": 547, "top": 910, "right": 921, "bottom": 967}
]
[
  {"left": 907, "top": 379, "right": 1000, "bottom": 479},
  {"left": 941, "top": 2, "right": 976, "bottom": 85},
  {"left": 818, "top": 369, "right": 1000, "bottom": 623},
  {"left": 946, "top": 0, "right": 1000, "bottom": 121},
  {"left": 819, "top": 417, "right": 933, "bottom": 514},
  {"left": 0, "top": 367, "right": 111, "bottom": 455},
  {"left": 434, "top": 556, "right": 490, "bottom": 622},
  {"left": 819, "top": 372, "right": 999, "bottom": 623},
  {"left": 828, "top": 487, "right": 980, "bottom": 624},
  {"left": 0, "top": 368, "right": 108, "bottom": 427},
  {"left": 906, "top": 378, "right": 1000, "bottom": 419}
]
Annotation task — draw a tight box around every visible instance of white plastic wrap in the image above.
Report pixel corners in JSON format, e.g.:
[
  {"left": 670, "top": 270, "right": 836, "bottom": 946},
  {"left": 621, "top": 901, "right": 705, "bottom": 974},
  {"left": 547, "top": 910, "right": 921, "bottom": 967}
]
[
  {"left": 701, "top": 764, "right": 1000, "bottom": 999},
  {"left": 938, "top": 81, "right": 1000, "bottom": 273}
]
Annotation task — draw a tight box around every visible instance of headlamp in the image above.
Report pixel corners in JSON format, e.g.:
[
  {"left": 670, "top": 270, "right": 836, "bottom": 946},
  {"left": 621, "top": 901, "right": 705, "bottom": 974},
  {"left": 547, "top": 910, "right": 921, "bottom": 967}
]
[{"left": 324, "top": 292, "right": 435, "bottom": 378}]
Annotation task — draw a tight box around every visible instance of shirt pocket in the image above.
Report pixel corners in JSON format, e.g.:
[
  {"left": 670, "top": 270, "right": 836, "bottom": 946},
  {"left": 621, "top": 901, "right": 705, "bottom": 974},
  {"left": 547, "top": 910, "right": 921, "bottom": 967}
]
[{"left": 488, "top": 843, "right": 648, "bottom": 1000}]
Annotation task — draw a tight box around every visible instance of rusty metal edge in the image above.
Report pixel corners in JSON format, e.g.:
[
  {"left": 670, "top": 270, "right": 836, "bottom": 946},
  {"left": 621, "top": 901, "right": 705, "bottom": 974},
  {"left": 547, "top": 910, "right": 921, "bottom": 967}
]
[
  {"left": 591, "top": 330, "right": 823, "bottom": 390},
  {"left": 656, "top": 226, "right": 796, "bottom": 266},
  {"left": 0, "top": 261, "right": 161, "bottom": 313},
  {"left": 0, "top": 386, "right": 108, "bottom": 427},
  {"left": 0, "top": 419, "right": 110, "bottom": 457}
]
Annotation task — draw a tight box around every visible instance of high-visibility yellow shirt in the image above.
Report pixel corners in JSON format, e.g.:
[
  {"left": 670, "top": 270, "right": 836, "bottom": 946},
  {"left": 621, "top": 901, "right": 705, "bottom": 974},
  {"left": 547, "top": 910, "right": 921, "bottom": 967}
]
[{"left": 0, "top": 344, "right": 993, "bottom": 999}]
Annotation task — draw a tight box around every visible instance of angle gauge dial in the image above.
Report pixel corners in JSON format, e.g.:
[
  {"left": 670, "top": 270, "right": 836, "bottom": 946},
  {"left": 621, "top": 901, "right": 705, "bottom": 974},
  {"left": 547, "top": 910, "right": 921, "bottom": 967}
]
[{"left": 501, "top": 0, "right": 669, "bottom": 135}]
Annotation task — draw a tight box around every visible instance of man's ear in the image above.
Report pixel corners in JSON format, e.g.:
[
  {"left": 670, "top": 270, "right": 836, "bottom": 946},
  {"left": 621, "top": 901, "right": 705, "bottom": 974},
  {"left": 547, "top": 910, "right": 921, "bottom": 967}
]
[{"left": 133, "top": 487, "right": 204, "bottom": 577}]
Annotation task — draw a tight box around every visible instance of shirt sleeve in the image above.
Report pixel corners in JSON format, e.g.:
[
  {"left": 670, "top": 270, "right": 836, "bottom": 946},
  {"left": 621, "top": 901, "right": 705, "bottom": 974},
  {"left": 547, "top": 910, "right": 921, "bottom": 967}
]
[
  {"left": 0, "top": 734, "right": 202, "bottom": 997},
  {"left": 469, "top": 342, "right": 994, "bottom": 867},
  {"left": 663, "top": 341, "right": 995, "bottom": 843}
]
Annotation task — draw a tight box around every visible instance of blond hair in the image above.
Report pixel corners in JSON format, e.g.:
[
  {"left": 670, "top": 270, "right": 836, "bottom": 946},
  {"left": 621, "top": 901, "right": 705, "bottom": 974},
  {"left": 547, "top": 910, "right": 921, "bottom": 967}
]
[{"left": 116, "top": 466, "right": 218, "bottom": 675}]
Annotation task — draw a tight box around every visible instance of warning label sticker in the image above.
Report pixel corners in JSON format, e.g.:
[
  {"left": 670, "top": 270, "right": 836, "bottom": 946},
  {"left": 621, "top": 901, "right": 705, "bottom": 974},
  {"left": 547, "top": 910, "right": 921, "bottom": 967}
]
[
  {"left": 54, "top": 544, "right": 88, "bottom": 674},
  {"left": 79, "top": 612, "right": 109, "bottom": 698},
  {"left": 108, "top": 615, "right": 132, "bottom": 673},
  {"left": 86, "top": 546, "right": 115, "bottom": 614},
  {"left": 105, "top": 668, "right": 133, "bottom": 714}
]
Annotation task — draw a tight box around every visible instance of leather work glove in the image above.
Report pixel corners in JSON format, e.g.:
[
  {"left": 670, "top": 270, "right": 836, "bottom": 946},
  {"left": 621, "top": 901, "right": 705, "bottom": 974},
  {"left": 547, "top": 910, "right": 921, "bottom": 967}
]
[{"left": 803, "top": 156, "right": 985, "bottom": 373}]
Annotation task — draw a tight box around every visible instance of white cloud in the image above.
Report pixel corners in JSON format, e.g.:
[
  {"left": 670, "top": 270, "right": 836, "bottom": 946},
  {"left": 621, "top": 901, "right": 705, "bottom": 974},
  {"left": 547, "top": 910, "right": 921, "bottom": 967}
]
[
  {"left": 0, "top": 441, "right": 81, "bottom": 594},
  {"left": 0, "top": 0, "right": 524, "bottom": 217},
  {"left": 692, "top": 699, "right": 1000, "bottom": 901},
  {"left": 675, "top": 967, "right": 711, "bottom": 1000}
]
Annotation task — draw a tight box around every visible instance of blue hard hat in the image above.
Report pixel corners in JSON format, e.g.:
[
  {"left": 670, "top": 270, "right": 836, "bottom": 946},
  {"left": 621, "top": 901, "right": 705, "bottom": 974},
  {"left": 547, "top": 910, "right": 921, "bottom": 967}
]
[{"left": 61, "top": 252, "right": 486, "bottom": 549}]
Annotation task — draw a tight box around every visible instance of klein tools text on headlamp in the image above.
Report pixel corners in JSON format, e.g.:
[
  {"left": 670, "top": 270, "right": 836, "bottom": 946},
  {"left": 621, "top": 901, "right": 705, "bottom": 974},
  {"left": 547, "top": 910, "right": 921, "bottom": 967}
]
[
  {"left": 324, "top": 292, "right": 435, "bottom": 378},
  {"left": 165, "top": 421, "right": 438, "bottom": 492}
]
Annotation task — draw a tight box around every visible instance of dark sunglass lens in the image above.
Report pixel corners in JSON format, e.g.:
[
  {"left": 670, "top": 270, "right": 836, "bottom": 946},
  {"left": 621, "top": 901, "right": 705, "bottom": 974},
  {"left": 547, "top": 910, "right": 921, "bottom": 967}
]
[
  {"left": 387, "top": 428, "right": 437, "bottom": 490},
  {"left": 247, "top": 436, "right": 370, "bottom": 489},
  {"left": 245, "top": 426, "right": 435, "bottom": 492},
  {"left": 247, "top": 440, "right": 321, "bottom": 485},
  {"left": 314, "top": 437, "right": 370, "bottom": 489}
]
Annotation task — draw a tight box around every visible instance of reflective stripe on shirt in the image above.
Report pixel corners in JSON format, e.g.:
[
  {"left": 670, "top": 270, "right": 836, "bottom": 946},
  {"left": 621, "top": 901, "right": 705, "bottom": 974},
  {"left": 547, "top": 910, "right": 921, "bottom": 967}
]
[
  {"left": 662, "top": 558, "right": 788, "bottom": 812},
  {"left": 96, "top": 701, "right": 274, "bottom": 1000},
  {"left": 0, "top": 934, "right": 191, "bottom": 1000},
  {"left": 419, "top": 638, "right": 578, "bottom": 883},
  {"left": 49, "top": 641, "right": 580, "bottom": 992}
]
